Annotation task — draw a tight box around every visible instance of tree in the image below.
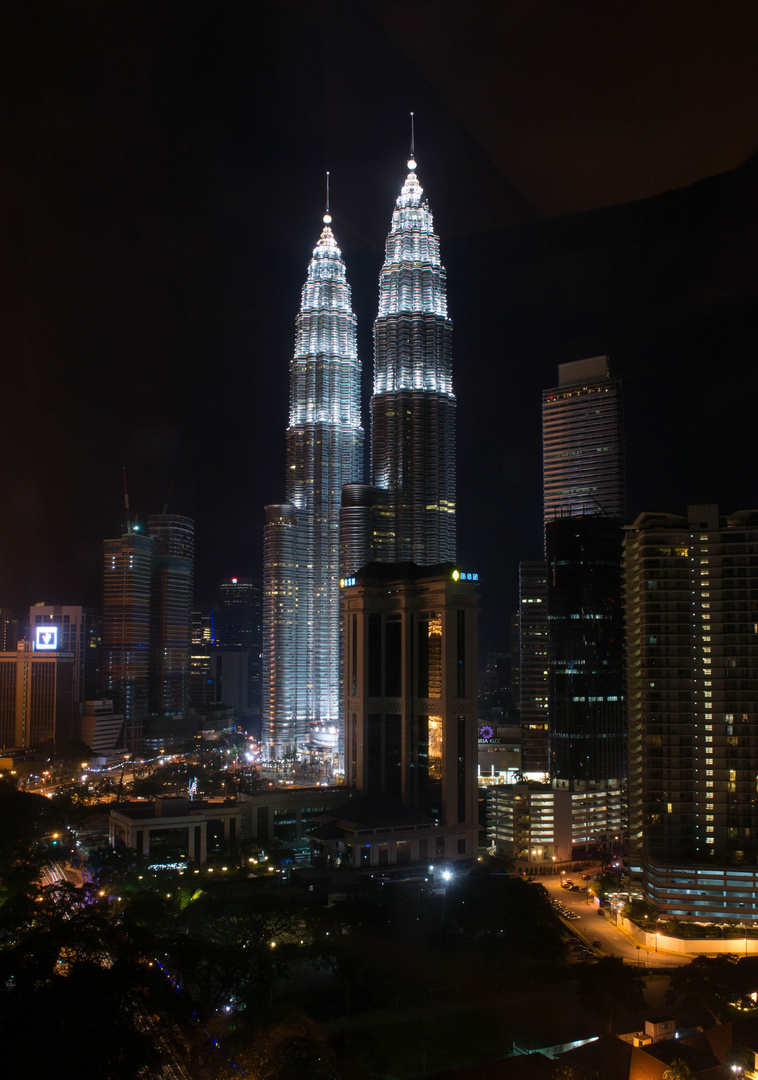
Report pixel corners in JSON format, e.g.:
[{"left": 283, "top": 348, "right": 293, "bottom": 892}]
[
  {"left": 212, "top": 1006, "right": 339, "bottom": 1080},
  {"left": 0, "top": 783, "right": 62, "bottom": 898},
  {"left": 552, "top": 1064, "right": 599, "bottom": 1080},
  {"left": 666, "top": 955, "right": 741, "bottom": 1024},
  {"left": 662, "top": 1060, "right": 696, "bottom": 1080},
  {"left": 577, "top": 955, "right": 647, "bottom": 1034},
  {"left": 621, "top": 897, "right": 658, "bottom": 929}
]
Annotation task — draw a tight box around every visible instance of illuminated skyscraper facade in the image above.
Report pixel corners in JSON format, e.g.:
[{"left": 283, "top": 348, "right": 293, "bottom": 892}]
[
  {"left": 342, "top": 159, "right": 455, "bottom": 576},
  {"left": 371, "top": 159, "right": 455, "bottom": 564},
  {"left": 263, "top": 218, "right": 363, "bottom": 758}
]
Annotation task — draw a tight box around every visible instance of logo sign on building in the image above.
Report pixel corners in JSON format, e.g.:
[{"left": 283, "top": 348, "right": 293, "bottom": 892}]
[{"left": 35, "top": 626, "right": 58, "bottom": 651}]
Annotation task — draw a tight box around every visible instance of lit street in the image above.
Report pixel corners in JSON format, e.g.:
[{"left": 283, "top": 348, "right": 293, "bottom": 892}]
[{"left": 541, "top": 874, "right": 687, "bottom": 969}]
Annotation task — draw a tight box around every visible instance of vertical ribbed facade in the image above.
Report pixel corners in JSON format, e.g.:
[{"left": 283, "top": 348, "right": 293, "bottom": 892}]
[
  {"left": 542, "top": 356, "right": 624, "bottom": 535},
  {"left": 369, "top": 161, "right": 456, "bottom": 564},
  {"left": 147, "top": 514, "right": 194, "bottom": 721},
  {"left": 103, "top": 531, "right": 153, "bottom": 753},
  {"left": 263, "top": 221, "right": 363, "bottom": 758}
]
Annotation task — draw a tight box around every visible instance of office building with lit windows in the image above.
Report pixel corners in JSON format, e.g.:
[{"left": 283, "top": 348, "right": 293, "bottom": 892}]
[
  {"left": 263, "top": 214, "right": 363, "bottom": 759},
  {"left": 487, "top": 782, "right": 625, "bottom": 864},
  {"left": 145, "top": 514, "right": 194, "bottom": 746},
  {"left": 509, "top": 358, "right": 626, "bottom": 859},
  {"left": 518, "top": 560, "right": 549, "bottom": 777},
  {"left": 103, "top": 515, "right": 194, "bottom": 754},
  {"left": 542, "top": 355, "right": 624, "bottom": 532},
  {"left": 341, "top": 155, "right": 455, "bottom": 576},
  {"left": 28, "top": 604, "right": 102, "bottom": 706},
  {"left": 546, "top": 516, "right": 625, "bottom": 788},
  {"left": 340, "top": 563, "right": 479, "bottom": 864},
  {"left": 0, "top": 642, "right": 74, "bottom": 749},
  {"left": 103, "top": 530, "right": 153, "bottom": 752},
  {"left": 214, "top": 577, "right": 262, "bottom": 732},
  {"left": 625, "top": 505, "right": 758, "bottom": 920}
]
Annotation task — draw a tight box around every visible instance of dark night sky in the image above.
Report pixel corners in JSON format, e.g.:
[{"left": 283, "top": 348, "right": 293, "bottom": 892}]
[{"left": 3, "top": 0, "right": 758, "bottom": 651}]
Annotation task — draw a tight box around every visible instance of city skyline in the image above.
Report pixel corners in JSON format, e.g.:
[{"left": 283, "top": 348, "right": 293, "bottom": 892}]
[{"left": 4, "top": 4, "right": 758, "bottom": 656}]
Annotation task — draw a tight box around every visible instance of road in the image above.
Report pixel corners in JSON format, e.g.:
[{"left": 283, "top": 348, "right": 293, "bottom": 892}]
[{"left": 542, "top": 874, "right": 687, "bottom": 969}]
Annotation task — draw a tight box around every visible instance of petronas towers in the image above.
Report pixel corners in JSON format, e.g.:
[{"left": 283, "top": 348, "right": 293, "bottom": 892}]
[{"left": 263, "top": 154, "right": 455, "bottom": 761}]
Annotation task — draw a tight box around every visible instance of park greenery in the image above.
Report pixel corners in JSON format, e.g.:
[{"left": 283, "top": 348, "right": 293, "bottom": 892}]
[{"left": 4, "top": 771, "right": 758, "bottom": 1077}]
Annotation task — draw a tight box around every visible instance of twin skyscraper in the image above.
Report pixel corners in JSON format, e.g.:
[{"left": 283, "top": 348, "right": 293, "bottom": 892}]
[{"left": 263, "top": 153, "right": 456, "bottom": 763}]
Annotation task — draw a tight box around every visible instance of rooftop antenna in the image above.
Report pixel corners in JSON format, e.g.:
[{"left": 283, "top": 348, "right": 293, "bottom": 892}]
[
  {"left": 122, "top": 467, "right": 131, "bottom": 534},
  {"left": 323, "top": 171, "right": 331, "bottom": 224},
  {"left": 408, "top": 111, "right": 416, "bottom": 169}
]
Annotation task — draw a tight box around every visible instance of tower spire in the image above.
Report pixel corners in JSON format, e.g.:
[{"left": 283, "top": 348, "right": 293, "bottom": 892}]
[
  {"left": 263, "top": 182, "right": 363, "bottom": 761},
  {"left": 408, "top": 111, "right": 416, "bottom": 170},
  {"left": 368, "top": 139, "right": 456, "bottom": 565}
]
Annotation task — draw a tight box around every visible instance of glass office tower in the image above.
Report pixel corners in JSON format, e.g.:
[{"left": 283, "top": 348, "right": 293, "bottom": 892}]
[{"left": 263, "top": 216, "right": 363, "bottom": 758}]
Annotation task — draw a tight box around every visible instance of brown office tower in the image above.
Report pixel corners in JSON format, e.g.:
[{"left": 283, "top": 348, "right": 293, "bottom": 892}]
[{"left": 341, "top": 562, "right": 479, "bottom": 863}]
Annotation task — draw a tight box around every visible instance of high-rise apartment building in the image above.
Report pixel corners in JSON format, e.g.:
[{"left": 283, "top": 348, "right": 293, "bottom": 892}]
[
  {"left": 342, "top": 156, "right": 455, "bottom": 575},
  {"left": 625, "top": 505, "right": 758, "bottom": 920},
  {"left": 542, "top": 356, "right": 624, "bottom": 533},
  {"left": 341, "top": 563, "right": 479, "bottom": 861},
  {"left": 263, "top": 215, "right": 363, "bottom": 759}
]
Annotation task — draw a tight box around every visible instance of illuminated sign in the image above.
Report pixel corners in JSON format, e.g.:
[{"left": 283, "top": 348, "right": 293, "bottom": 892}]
[
  {"left": 340, "top": 577, "right": 356, "bottom": 588},
  {"left": 452, "top": 570, "right": 478, "bottom": 582},
  {"left": 35, "top": 626, "right": 58, "bottom": 651}
]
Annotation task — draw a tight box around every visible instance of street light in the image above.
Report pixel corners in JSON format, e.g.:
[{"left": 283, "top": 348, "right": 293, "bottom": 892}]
[{"left": 655, "top": 932, "right": 659, "bottom": 953}]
